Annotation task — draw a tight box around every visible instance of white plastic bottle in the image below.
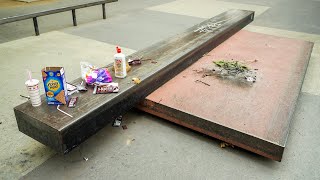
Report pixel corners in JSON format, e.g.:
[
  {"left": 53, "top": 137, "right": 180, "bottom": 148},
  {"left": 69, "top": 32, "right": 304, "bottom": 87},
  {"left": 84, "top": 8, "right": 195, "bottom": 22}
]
[{"left": 114, "top": 46, "right": 127, "bottom": 78}]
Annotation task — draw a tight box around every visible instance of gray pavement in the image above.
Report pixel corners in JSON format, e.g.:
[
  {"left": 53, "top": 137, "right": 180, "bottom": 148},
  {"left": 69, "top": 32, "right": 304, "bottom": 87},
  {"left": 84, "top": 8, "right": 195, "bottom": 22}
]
[
  {"left": 0, "top": 0, "right": 320, "bottom": 179},
  {"left": 23, "top": 93, "right": 320, "bottom": 179},
  {"left": 63, "top": 10, "right": 203, "bottom": 50}
]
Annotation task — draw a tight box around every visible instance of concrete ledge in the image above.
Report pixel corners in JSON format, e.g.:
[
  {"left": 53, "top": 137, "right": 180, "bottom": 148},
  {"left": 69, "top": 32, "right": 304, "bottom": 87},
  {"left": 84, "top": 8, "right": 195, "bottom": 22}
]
[
  {"left": 14, "top": 10, "right": 254, "bottom": 154},
  {"left": 138, "top": 30, "right": 314, "bottom": 161}
]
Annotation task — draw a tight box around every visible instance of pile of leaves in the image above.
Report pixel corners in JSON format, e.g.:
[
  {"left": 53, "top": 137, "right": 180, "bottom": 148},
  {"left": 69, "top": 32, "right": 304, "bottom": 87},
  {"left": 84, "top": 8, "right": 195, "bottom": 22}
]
[
  {"left": 201, "top": 60, "right": 257, "bottom": 85},
  {"left": 213, "top": 60, "right": 249, "bottom": 75}
]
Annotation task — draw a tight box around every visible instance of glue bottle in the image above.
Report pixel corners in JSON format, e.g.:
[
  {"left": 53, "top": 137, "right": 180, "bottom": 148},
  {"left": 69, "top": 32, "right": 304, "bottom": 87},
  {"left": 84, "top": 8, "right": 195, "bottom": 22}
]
[{"left": 114, "top": 46, "right": 127, "bottom": 78}]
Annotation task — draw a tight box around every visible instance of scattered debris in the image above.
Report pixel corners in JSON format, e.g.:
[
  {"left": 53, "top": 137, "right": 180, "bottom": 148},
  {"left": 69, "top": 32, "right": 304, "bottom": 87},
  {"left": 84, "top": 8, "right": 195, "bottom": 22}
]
[
  {"left": 127, "top": 55, "right": 151, "bottom": 62},
  {"left": 195, "top": 80, "right": 210, "bottom": 86},
  {"left": 122, "top": 125, "right": 128, "bottom": 130},
  {"left": 67, "top": 97, "right": 78, "bottom": 108},
  {"left": 132, "top": 77, "right": 141, "bottom": 84},
  {"left": 83, "top": 157, "right": 89, "bottom": 161},
  {"left": 220, "top": 142, "right": 234, "bottom": 148},
  {"left": 214, "top": 60, "right": 249, "bottom": 71},
  {"left": 246, "top": 77, "right": 254, "bottom": 82},
  {"left": 67, "top": 83, "right": 79, "bottom": 95},
  {"left": 112, "top": 116, "right": 122, "bottom": 127},
  {"left": 128, "top": 59, "right": 142, "bottom": 66},
  {"left": 76, "top": 81, "right": 87, "bottom": 92},
  {"left": 57, "top": 105, "right": 73, "bottom": 118},
  {"left": 198, "top": 60, "right": 257, "bottom": 85},
  {"left": 127, "top": 55, "right": 156, "bottom": 65},
  {"left": 20, "top": 95, "right": 30, "bottom": 99},
  {"left": 67, "top": 82, "right": 77, "bottom": 91}
]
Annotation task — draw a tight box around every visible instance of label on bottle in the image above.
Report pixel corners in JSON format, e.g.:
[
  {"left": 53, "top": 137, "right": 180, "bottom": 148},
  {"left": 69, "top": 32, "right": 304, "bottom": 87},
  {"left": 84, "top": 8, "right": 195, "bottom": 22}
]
[{"left": 115, "top": 58, "right": 123, "bottom": 77}]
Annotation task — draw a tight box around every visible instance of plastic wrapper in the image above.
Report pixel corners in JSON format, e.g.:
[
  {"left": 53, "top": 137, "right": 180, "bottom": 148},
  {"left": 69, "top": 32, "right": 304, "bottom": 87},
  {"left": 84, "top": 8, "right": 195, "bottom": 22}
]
[
  {"left": 93, "top": 83, "right": 119, "bottom": 94},
  {"left": 80, "top": 62, "right": 112, "bottom": 85}
]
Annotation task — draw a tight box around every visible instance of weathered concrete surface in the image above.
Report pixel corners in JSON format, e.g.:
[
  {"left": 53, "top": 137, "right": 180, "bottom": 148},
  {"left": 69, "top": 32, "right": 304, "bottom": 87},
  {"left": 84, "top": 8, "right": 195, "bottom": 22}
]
[
  {"left": 147, "top": 0, "right": 270, "bottom": 18},
  {"left": 244, "top": 25, "right": 320, "bottom": 96},
  {"left": 138, "top": 30, "right": 313, "bottom": 161},
  {"left": 24, "top": 93, "right": 320, "bottom": 179},
  {"left": 62, "top": 10, "right": 204, "bottom": 50},
  {"left": 0, "top": 0, "right": 175, "bottom": 43}
]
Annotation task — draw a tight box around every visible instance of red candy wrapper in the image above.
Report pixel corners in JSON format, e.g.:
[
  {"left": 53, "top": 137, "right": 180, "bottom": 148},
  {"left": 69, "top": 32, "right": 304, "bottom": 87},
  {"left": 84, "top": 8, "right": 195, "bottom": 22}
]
[{"left": 68, "top": 97, "right": 78, "bottom": 108}]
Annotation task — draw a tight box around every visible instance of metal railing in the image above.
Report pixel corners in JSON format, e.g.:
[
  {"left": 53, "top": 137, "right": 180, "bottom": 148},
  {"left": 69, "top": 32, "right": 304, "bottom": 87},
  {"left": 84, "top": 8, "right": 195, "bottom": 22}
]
[{"left": 0, "top": 0, "right": 117, "bottom": 35}]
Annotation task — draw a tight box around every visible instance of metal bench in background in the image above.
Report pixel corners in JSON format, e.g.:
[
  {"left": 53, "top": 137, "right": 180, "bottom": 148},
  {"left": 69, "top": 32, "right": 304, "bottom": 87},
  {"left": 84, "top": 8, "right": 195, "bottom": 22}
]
[{"left": 0, "top": 0, "right": 117, "bottom": 36}]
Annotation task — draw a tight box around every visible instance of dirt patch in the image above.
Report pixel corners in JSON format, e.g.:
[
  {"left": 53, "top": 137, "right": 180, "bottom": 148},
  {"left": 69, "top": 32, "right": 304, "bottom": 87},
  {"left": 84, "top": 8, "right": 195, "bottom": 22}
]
[{"left": 0, "top": 0, "right": 57, "bottom": 8}]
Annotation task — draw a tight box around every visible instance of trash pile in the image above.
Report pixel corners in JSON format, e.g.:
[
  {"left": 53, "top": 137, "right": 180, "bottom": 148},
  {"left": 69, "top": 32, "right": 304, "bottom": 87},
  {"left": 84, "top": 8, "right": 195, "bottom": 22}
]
[
  {"left": 22, "top": 46, "right": 151, "bottom": 118},
  {"left": 200, "top": 60, "right": 257, "bottom": 85}
]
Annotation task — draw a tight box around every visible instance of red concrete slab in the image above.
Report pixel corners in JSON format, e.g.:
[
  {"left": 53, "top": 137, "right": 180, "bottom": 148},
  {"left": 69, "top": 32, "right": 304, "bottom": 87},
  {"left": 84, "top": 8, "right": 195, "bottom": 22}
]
[{"left": 138, "top": 30, "right": 313, "bottom": 161}]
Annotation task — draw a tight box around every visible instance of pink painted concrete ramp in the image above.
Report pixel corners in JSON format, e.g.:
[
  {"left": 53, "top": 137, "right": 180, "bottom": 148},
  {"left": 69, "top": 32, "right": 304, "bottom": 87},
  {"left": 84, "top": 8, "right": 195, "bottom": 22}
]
[{"left": 138, "top": 30, "right": 313, "bottom": 161}]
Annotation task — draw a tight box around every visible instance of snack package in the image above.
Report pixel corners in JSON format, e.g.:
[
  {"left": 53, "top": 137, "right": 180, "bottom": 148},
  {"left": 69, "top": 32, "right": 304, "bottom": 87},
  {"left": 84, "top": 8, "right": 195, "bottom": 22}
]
[
  {"left": 67, "top": 97, "right": 78, "bottom": 108},
  {"left": 80, "top": 62, "right": 112, "bottom": 85},
  {"left": 42, "top": 67, "right": 68, "bottom": 105},
  {"left": 80, "top": 62, "right": 95, "bottom": 80},
  {"left": 93, "top": 83, "right": 119, "bottom": 94}
]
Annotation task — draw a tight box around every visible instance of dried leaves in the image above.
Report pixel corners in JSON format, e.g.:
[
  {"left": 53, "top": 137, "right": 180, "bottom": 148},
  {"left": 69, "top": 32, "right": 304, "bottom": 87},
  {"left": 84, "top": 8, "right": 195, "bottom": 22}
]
[
  {"left": 213, "top": 60, "right": 249, "bottom": 73},
  {"left": 201, "top": 60, "right": 258, "bottom": 85}
]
